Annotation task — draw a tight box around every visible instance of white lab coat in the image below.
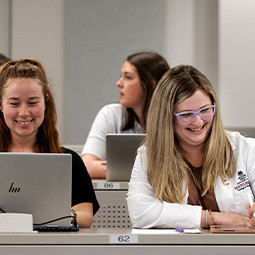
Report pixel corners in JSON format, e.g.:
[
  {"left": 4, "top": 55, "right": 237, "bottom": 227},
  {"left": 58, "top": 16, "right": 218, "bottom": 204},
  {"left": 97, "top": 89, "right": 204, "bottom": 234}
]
[{"left": 126, "top": 131, "right": 255, "bottom": 228}]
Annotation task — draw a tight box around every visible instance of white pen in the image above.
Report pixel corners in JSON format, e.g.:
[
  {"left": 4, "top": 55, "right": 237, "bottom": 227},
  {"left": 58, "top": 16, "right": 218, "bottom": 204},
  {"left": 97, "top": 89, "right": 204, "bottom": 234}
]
[{"left": 248, "top": 193, "right": 255, "bottom": 217}]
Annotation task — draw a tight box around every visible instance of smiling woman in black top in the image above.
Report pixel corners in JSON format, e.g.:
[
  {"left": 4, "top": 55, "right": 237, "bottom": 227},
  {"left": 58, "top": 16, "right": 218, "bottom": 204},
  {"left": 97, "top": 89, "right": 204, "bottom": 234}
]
[{"left": 0, "top": 58, "right": 99, "bottom": 228}]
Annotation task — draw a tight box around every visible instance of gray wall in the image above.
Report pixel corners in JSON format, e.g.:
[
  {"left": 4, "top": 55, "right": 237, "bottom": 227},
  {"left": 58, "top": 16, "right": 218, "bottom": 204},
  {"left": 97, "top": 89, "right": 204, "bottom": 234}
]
[
  {"left": 219, "top": 0, "right": 255, "bottom": 128},
  {"left": 6, "top": 0, "right": 255, "bottom": 144},
  {"left": 64, "top": 0, "right": 165, "bottom": 144},
  {"left": 165, "top": 0, "right": 218, "bottom": 90},
  {"left": 11, "top": 0, "right": 64, "bottom": 137},
  {"left": 0, "top": 0, "right": 10, "bottom": 55}
]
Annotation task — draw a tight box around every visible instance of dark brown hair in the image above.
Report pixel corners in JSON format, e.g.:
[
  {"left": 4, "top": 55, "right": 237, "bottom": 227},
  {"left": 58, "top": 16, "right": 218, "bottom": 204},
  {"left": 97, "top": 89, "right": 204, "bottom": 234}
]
[
  {"left": 0, "top": 53, "right": 11, "bottom": 67},
  {"left": 122, "top": 51, "right": 170, "bottom": 131}
]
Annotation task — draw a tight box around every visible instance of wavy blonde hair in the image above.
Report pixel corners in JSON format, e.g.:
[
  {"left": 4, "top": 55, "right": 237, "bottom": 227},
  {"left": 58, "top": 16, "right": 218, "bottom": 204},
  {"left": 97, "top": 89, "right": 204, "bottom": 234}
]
[{"left": 146, "top": 65, "right": 235, "bottom": 203}]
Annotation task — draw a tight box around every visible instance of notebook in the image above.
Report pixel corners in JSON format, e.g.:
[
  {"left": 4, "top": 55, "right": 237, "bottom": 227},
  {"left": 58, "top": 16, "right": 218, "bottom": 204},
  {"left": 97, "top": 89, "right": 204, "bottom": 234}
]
[
  {"left": 0, "top": 152, "right": 77, "bottom": 231},
  {"left": 106, "top": 134, "right": 146, "bottom": 181},
  {"left": 210, "top": 225, "right": 255, "bottom": 233}
]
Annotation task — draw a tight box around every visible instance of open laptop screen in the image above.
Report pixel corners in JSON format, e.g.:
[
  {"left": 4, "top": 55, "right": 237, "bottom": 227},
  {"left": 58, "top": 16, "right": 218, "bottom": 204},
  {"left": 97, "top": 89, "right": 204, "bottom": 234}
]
[
  {"left": 0, "top": 153, "right": 72, "bottom": 227},
  {"left": 106, "top": 134, "right": 146, "bottom": 181}
]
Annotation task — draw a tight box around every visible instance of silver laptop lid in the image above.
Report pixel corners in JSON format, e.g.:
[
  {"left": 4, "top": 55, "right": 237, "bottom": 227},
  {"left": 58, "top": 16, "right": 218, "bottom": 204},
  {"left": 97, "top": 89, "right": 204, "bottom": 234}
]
[
  {"left": 0, "top": 153, "right": 72, "bottom": 227},
  {"left": 106, "top": 134, "right": 145, "bottom": 181}
]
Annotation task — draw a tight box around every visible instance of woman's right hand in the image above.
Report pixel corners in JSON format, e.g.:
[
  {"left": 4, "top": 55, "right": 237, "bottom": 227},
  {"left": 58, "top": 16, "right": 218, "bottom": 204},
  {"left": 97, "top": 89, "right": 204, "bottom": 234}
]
[
  {"left": 210, "top": 211, "right": 249, "bottom": 226},
  {"left": 82, "top": 154, "right": 107, "bottom": 179}
]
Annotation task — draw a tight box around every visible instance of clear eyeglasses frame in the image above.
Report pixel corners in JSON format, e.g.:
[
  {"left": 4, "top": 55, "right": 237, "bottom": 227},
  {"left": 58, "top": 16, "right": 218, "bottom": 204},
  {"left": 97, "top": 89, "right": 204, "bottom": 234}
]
[{"left": 173, "top": 102, "right": 216, "bottom": 125}]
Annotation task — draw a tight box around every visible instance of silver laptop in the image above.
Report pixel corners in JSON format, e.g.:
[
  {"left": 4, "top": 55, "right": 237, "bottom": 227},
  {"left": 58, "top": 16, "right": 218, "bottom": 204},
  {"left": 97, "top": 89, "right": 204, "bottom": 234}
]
[
  {"left": 106, "top": 134, "right": 146, "bottom": 181},
  {"left": 0, "top": 153, "right": 72, "bottom": 229}
]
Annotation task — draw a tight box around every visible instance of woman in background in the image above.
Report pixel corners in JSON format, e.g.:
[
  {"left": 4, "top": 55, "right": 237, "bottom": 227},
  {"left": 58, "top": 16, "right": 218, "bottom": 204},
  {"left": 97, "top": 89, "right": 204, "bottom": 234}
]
[
  {"left": 127, "top": 65, "right": 254, "bottom": 229},
  {"left": 0, "top": 58, "right": 99, "bottom": 228},
  {"left": 81, "top": 51, "right": 170, "bottom": 179}
]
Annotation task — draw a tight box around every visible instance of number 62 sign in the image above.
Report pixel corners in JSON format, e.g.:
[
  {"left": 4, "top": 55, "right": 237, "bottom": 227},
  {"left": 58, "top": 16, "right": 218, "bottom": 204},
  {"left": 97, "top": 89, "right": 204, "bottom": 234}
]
[{"left": 109, "top": 235, "right": 138, "bottom": 243}]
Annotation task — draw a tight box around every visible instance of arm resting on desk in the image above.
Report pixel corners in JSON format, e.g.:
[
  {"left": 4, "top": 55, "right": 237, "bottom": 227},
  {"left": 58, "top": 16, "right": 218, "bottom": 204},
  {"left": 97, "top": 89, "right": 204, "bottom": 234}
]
[
  {"left": 127, "top": 147, "right": 250, "bottom": 229},
  {"left": 82, "top": 154, "right": 106, "bottom": 179},
  {"left": 72, "top": 202, "right": 93, "bottom": 228}
]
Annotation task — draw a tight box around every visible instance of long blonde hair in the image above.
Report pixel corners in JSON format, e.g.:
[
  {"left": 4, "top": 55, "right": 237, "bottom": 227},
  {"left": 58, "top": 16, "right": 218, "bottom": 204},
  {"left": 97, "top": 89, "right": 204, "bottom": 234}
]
[{"left": 146, "top": 65, "right": 235, "bottom": 203}]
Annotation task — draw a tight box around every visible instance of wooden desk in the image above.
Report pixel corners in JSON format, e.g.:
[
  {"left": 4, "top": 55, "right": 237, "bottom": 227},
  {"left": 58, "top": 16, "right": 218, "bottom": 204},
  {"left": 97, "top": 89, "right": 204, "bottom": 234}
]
[{"left": 0, "top": 228, "right": 255, "bottom": 255}]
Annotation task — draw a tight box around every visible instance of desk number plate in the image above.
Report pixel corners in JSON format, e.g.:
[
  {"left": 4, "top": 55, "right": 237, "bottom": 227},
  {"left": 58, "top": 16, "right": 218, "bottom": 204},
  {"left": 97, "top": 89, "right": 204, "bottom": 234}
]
[
  {"left": 109, "top": 235, "right": 138, "bottom": 244},
  {"left": 97, "top": 182, "right": 120, "bottom": 189}
]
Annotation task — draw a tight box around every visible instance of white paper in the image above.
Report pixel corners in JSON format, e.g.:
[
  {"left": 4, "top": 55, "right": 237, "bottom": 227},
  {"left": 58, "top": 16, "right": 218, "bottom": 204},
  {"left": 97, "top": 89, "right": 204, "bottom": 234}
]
[{"left": 132, "top": 228, "right": 201, "bottom": 234}]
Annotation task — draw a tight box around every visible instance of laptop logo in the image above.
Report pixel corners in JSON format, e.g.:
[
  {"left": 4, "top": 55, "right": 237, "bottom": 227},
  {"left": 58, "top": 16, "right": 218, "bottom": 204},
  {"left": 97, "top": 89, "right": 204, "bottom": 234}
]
[{"left": 9, "top": 182, "right": 21, "bottom": 193}]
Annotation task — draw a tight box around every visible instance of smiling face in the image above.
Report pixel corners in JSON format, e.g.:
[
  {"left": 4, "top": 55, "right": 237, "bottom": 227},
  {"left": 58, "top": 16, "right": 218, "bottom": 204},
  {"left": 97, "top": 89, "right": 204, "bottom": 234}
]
[
  {"left": 1, "top": 78, "right": 46, "bottom": 145},
  {"left": 116, "top": 61, "right": 146, "bottom": 113},
  {"left": 174, "top": 89, "right": 214, "bottom": 152}
]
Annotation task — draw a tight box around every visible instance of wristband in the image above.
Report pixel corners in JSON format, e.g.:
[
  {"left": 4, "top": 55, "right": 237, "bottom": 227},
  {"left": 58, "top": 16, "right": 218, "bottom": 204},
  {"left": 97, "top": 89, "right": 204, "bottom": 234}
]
[{"left": 71, "top": 209, "right": 77, "bottom": 223}]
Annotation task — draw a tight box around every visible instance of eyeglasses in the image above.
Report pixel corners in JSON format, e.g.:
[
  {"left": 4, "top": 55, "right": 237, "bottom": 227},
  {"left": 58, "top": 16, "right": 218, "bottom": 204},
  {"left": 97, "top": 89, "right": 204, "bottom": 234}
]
[{"left": 173, "top": 103, "right": 216, "bottom": 125}]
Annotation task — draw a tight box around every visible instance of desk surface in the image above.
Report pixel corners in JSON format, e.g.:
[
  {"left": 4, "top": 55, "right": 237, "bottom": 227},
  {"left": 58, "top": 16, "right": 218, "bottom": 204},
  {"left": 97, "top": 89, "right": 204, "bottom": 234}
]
[{"left": 1, "top": 228, "right": 255, "bottom": 245}]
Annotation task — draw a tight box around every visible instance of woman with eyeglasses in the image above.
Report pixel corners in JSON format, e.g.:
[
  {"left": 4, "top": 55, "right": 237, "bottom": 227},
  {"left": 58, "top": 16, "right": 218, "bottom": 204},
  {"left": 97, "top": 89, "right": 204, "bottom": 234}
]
[{"left": 127, "top": 65, "right": 255, "bottom": 229}]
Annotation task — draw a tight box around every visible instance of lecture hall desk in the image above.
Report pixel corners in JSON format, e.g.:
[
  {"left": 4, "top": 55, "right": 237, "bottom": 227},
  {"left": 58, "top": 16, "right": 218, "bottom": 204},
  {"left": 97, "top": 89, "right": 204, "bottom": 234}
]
[
  {"left": 0, "top": 228, "right": 255, "bottom": 255},
  {"left": 92, "top": 180, "right": 131, "bottom": 228},
  {"left": 2, "top": 178, "right": 253, "bottom": 254}
]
